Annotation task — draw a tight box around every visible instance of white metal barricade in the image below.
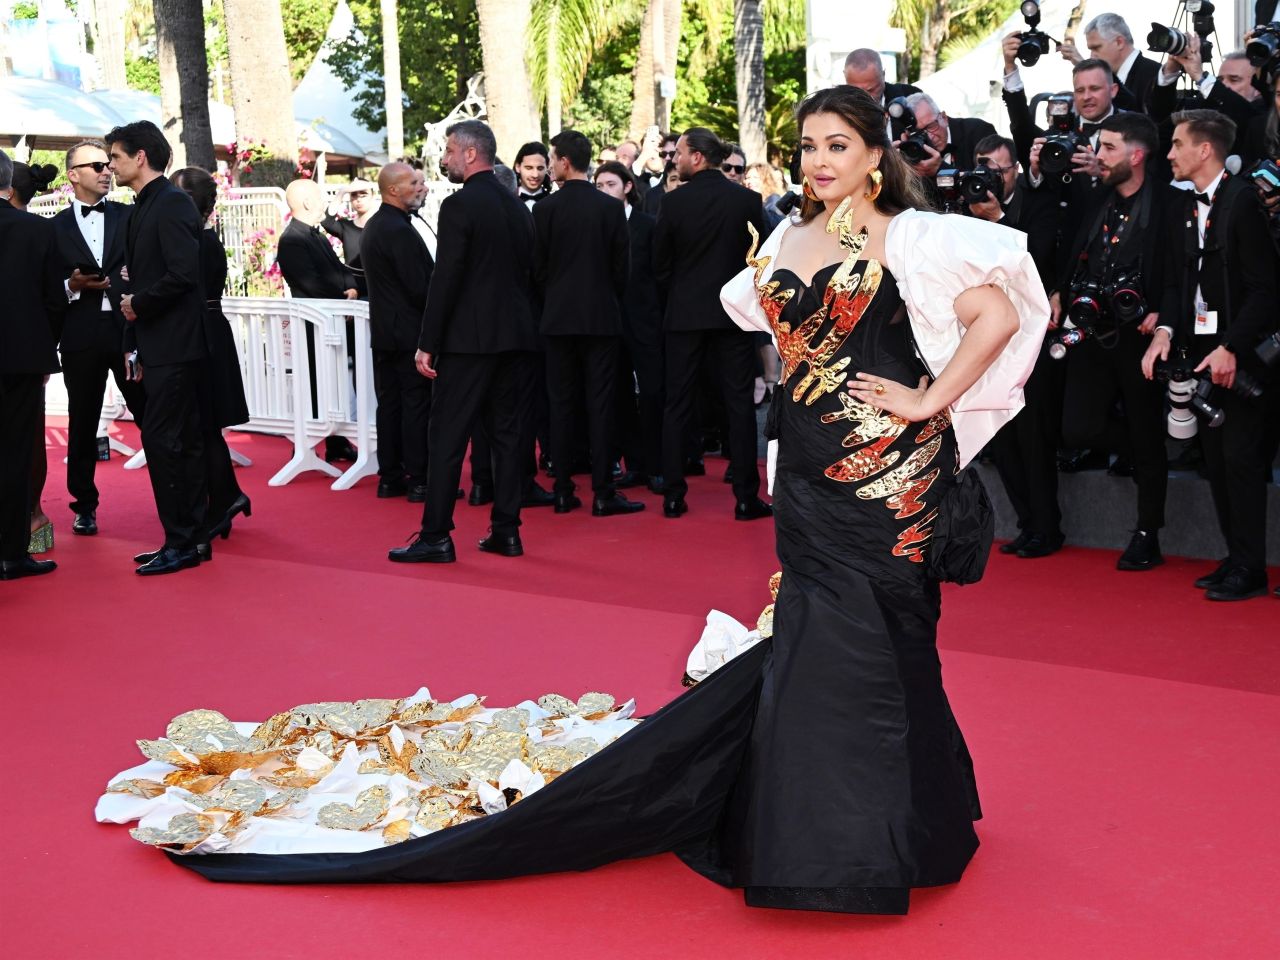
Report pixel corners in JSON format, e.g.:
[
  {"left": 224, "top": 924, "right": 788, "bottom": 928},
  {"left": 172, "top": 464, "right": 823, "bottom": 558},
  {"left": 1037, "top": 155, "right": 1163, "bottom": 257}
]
[{"left": 221, "top": 297, "right": 377, "bottom": 489}]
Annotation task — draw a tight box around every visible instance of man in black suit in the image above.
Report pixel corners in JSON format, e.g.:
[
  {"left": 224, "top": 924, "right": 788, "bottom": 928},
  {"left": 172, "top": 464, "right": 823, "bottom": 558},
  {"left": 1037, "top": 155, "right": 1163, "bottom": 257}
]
[
  {"left": 1053, "top": 113, "right": 1182, "bottom": 573},
  {"left": 107, "top": 121, "right": 208, "bottom": 575},
  {"left": 1057, "top": 13, "right": 1159, "bottom": 114},
  {"left": 899, "top": 92, "right": 998, "bottom": 202},
  {"left": 50, "top": 138, "right": 146, "bottom": 537},
  {"left": 0, "top": 149, "right": 63, "bottom": 580},
  {"left": 595, "top": 160, "right": 665, "bottom": 491},
  {"left": 1151, "top": 39, "right": 1268, "bottom": 159},
  {"left": 361, "top": 162, "right": 434, "bottom": 500},
  {"left": 654, "top": 127, "right": 770, "bottom": 520},
  {"left": 533, "top": 130, "right": 641, "bottom": 517},
  {"left": 843, "top": 47, "right": 922, "bottom": 139},
  {"left": 276, "top": 177, "right": 359, "bottom": 464},
  {"left": 389, "top": 120, "right": 540, "bottom": 563},
  {"left": 963, "top": 134, "right": 1067, "bottom": 559},
  {"left": 1145, "top": 111, "right": 1279, "bottom": 600}
]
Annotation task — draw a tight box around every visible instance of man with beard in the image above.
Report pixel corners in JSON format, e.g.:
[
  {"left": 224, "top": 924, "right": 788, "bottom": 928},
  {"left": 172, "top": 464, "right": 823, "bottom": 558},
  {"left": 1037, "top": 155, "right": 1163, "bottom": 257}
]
[
  {"left": 389, "top": 120, "right": 539, "bottom": 563},
  {"left": 1052, "top": 112, "right": 1181, "bottom": 571}
]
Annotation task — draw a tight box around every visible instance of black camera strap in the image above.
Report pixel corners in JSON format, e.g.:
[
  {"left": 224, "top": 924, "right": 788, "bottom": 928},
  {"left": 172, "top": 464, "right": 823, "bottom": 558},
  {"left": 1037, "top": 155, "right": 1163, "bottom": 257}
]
[{"left": 1094, "top": 180, "right": 1152, "bottom": 273}]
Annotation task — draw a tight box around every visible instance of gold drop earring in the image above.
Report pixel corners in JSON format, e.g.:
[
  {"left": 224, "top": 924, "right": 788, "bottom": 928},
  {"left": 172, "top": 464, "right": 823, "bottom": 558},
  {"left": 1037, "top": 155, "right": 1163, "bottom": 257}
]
[
  {"left": 865, "top": 169, "right": 883, "bottom": 202},
  {"left": 802, "top": 176, "right": 820, "bottom": 201}
]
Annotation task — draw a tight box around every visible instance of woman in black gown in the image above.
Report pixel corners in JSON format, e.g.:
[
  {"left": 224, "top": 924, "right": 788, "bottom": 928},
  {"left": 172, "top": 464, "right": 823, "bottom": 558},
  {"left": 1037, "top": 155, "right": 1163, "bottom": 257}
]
[{"left": 102, "top": 91, "right": 1048, "bottom": 916}]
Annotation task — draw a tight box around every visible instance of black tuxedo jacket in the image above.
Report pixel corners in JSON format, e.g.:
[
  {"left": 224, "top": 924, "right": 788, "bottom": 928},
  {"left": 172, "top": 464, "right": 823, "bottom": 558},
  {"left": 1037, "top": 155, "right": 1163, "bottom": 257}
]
[
  {"left": 1151, "top": 76, "right": 1265, "bottom": 161},
  {"left": 623, "top": 209, "right": 663, "bottom": 347},
  {"left": 1057, "top": 179, "right": 1184, "bottom": 314},
  {"left": 1172, "top": 176, "right": 1279, "bottom": 367},
  {"left": 1116, "top": 54, "right": 1159, "bottom": 113},
  {"left": 653, "top": 169, "right": 766, "bottom": 332},
  {"left": 944, "top": 116, "right": 998, "bottom": 168},
  {"left": 418, "top": 170, "right": 538, "bottom": 355},
  {"left": 123, "top": 176, "right": 206, "bottom": 366},
  {"left": 0, "top": 200, "right": 62, "bottom": 375},
  {"left": 360, "top": 204, "right": 435, "bottom": 352},
  {"left": 995, "top": 176, "right": 1061, "bottom": 290},
  {"left": 276, "top": 218, "right": 355, "bottom": 299},
  {"left": 532, "top": 179, "right": 629, "bottom": 337},
  {"left": 51, "top": 199, "right": 131, "bottom": 354}
]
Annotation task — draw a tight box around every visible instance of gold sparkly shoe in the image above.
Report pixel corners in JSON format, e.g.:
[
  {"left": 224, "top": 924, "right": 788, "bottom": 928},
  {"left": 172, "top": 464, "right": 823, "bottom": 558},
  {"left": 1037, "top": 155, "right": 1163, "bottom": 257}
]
[{"left": 28, "top": 521, "right": 53, "bottom": 555}]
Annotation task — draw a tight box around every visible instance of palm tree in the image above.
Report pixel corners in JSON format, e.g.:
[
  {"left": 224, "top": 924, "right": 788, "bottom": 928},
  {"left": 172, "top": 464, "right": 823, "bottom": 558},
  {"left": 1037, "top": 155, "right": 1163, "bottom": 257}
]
[
  {"left": 892, "top": 0, "right": 1020, "bottom": 79},
  {"left": 153, "top": 0, "right": 215, "bottom": 170},
  {"left": 628, "top": 0, "right": 683, "bottom": 139},
  {"left": 733, "top": 0, "right": 765, "bottom": 162},
  {"left": 475, "top": 0, "right": 538, "bottom": 163},
  {"left": 222, "top": 0, "right": 296, "bottom": 175},
  {"left": 528, "top": 0, "right": 646, "bottom": 138},
  {"left": 381, "top": 0, "right": 404, "bottom": 159}
]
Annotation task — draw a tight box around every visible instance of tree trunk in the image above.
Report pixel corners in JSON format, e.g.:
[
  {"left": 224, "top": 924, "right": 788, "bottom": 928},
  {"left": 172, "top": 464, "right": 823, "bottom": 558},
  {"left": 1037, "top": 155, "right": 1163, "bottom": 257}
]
[
  {"left": 546, "top": 4, "right": 561, "bottom": 138},
  {"left": 154, "top": 0, "right": 215, "bottom": 171},
  {"left": 92, "top": 0, "right": 127, "bottom": 89},
  {"left": 733, "top": 0, "right": 766, "bottom": 162},
  {"left": 475, "top": 0, "right": 537, "bottom": 164},
  {"left": 222, "top": 0, "right": 297, "bottom": 169},
  {"left": 381, "top": 0, "right": 405, "bottom": 160},
  {"left": 661, "top": 0, "right": 680, "bottom": 133},
  {"left": 628, "top": 0, "right": 657, "bottom": 139},
  {"left": 918, "top": 2, "right": 951, "bottom": 79}
]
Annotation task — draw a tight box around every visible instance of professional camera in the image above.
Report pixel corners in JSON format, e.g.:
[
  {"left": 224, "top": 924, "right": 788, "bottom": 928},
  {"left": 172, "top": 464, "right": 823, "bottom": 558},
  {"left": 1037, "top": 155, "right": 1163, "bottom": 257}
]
[
  {"left": 1066, "top": 273, "right": 1148, "bottom": 330},
  {"left": 1048, "top": 327, "right": 1087, "bottom": 360},
  {"left": 1039, "top": 95, "right": 1084, "bottom": 177},
  {"left": 887, "top": 97, "right": 932, "bottom": 164},
  {"left": 1016, "top": 1, "right": 1053, "bottom": 67},
  {"left": 1147, "top": 1, "right": 1216, "bottom": 61},
  {"left": 1246, "top": 158, "right": 1280, "bottom": 200},
  {"left": 934, "top": 167, "right": 962, "bottom": 212},
  {"left": 957, "top": 163, "right": 1006, "bottom": 204},
  {"left": 1246, "top": 21, "right": 1280, "bottom": 81},
  {"left": 1156, "top": 359, "right": 1222, "bottom": 437}
]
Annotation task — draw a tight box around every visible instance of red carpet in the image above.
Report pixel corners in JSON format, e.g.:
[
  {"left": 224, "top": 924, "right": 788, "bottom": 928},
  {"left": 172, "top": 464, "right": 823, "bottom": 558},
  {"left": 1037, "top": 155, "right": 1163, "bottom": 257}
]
[{"left": 2, "top": 420, "right": 1277, "bottom": 959}]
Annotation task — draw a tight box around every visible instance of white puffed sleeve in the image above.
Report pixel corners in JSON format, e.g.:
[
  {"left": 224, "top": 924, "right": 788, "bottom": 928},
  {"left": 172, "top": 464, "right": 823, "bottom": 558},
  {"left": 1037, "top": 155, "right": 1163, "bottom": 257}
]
[
  {"left": 719, "top": 217, "right": 793, "bottom": 335},
  {"left": 884, "top": 209, "right": 1050, "bottom": 468}
]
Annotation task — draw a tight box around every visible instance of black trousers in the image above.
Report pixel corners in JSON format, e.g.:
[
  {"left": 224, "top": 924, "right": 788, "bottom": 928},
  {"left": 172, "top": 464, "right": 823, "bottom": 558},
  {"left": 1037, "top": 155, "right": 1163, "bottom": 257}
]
[
  {"left": 373, "top": 349, "right": 431, "bottom": 484},
  {"left": 662, "top": 329, "right": 760, "bottom": 501},
  {"left": 991, "top": 344, "right": 1063, "bottom": 537},
  {"left": 614, "top": 332, "right": 664, "bottom": 478},
  {"left": 203, "top": 429, "right": 243, "bottom": 519},
  {"left": 1200, "top": 388, "right": 1269, "bottom": 574},
  {"left": 421, "top": 351, "right": 536, "bottom": 539},
  {"left": 140, "top": 361, "right": 207, "bottom": 550},
  {"left": 545, "top": 334, "right": 620, "bottom": 498},
  {"left": 61, "top": 325, "right": 147, "bottom": 514},
  {"left": 0, "top": 374, "right": 41, "bottom": 562},
  {"left": 1061, "top": 328, "right": 1166, "bottom": 531},
  {"left": 470, "top": 352, "right": 548, "bottom": 490}
]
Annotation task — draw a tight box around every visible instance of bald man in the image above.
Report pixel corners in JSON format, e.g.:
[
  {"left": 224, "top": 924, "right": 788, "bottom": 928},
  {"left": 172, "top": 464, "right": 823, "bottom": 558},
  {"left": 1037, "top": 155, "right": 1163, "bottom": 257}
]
[
  {"left": 360, "top": 163, "right": 436, "bottom": 498},
  {"left": 843, "top": 47, "right": 921, "bottom": 138},
  {"left": 276, "top": 178, "right": 360, "bottom": 462}
]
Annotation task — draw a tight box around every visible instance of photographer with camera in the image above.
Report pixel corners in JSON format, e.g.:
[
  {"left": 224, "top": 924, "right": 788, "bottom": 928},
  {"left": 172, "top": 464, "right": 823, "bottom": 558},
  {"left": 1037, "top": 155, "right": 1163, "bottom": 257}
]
[
  {"left": 963, "top": 135, "right": 1067, "bottom": 557},
  {"left": 891, "top": 92, "right": 996, "bottom": 179},
  {"left": 1142, "top": 110, "right": 1278, "bottom": 600},
  {"left": 1059, "top": 14, "right": 1160, "bottom": 114},
  {"left": 1053, "top": 113, "right": 1182, "bottom": 572},
  {"left": 1151, "top": 35, "right": 1265, "bottom": 158}
]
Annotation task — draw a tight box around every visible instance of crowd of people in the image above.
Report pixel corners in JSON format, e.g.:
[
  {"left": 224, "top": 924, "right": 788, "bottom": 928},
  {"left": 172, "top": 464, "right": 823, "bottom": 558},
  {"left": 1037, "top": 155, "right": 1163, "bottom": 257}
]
[{"left": 1, "top": 8, "right": 1278, "bottom": 599}]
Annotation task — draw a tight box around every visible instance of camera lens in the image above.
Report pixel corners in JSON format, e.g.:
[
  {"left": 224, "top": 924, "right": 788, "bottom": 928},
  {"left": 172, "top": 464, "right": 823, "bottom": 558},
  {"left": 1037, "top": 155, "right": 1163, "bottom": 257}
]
[
  {"left": 1148, "top": 23, "right": 1189, "bottom": 56},
  {"left": 1017, "top": 40, "right": 1042, "bottom": 67}
]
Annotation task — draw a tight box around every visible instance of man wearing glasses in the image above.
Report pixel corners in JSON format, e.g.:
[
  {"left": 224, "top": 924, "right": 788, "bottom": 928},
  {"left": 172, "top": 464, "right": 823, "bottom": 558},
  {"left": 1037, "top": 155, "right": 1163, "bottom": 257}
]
[
  {"left": 49, "top": 138, "right": 146, "bottom": 538},
  {"left": 642, "top": 132, "right": 680, "bottom": 215},
  {"left": 899, "top": 92, "right": 997, "bottom": 178},
  {"left": 720, "top": 144, "right": 747, "bottom": 184}
]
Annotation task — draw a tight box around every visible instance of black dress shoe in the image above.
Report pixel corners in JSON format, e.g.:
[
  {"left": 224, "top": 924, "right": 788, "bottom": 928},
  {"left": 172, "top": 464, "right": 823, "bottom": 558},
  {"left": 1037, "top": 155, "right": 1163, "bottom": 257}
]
[
  {"left": 136, "top": 547, "right": 201, "bottom": 576},
  {"left": 208, "top": 494, "right": 251, "bottom": 540},
  {"left": 135, "top": 542, "right": 212, "bottom": 564},
  {"left": 614, "top": 470, "right": 644, "bottom": 489},
  {"left": 593, "top": 493, "right": 645, "bottom": 516},
  {"left": 723, "top": 464, "right": 735, "bottom": 484},
  {"left": 1116, "top": 529, "right": 1163, "bottom": 571},
  {"left": 999, "top": 530, "right": 1032, "bottom": 555},
  {"left": 684, "top": 458, "right": 706, "bottom": 477},
  {"left": 646, "top": 475, "right": 666, "bottom": 495},
  {"left": 1205, "top": 567, "right": 1269, "bottom": 602},
  {"left": 468, "top": 483, "right": 494, "bottom": 506},
  {"left": 72, "top": 510, "right": 98, "bottom": 536},
  {"left": 478, "top": 531, "right": 523, "bottom": 557},
  {"left": 324, "top": 437, "right": 358, "bottom": 463},
  {"left": 1016, "top": 531, "right": 1065, "bottom": 559},
  {"left": 1193, "top": 559, "right": 1232, "bottom": 590},
  {"left": 1057, "top": 449, "right": 1110, "bottom": 473},
  {"left": 0, "top": 556, "right": 57, "bottom": 580},
  {"left": 734, "top": 498, "right": 774, "bottom": 521},
  {"left": 521, "top": 481, "right": 556, "bottom": 507},
  {"left": 554, "top": 492, "right": 582, "bottom": 513},
  {"left": 388, "top": 533, "right": 456, "bottom": 564},
  {"left": 377, "top": 478, "right": 408, "bottom": 498},
  {"left": 407, "top": 484, "right": 429, "bottom": 503},
  {"left": 663, "top": 496, "right": 688, "bottom": 518}
]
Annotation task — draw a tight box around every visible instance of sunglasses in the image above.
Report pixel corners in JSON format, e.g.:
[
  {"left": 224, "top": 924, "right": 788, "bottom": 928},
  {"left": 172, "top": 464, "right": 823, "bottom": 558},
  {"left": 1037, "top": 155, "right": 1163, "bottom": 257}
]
[
  {"left": 72, "top": 161, "right": 111, "bottom": 173},
  {"left": 721, "top": 163, "right": 745, "bottom": 175},
  {"left": 660, "top": 150, "right": 676, "bottom": 158}
]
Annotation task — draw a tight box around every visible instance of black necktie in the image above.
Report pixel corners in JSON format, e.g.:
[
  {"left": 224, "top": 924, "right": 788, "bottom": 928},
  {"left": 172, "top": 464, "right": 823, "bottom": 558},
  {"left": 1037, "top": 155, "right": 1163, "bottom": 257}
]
[
  {"left": 1193, "top": 192, "right": 1213, "bottom": 206},
  {"left": 81, "top": 201, "right": 106, "bottom": 217}
]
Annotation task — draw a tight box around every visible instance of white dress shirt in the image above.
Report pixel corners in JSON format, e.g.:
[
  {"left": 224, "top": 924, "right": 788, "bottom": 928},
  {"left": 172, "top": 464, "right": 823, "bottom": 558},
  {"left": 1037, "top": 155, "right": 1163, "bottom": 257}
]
[{"left": 65, "top": 197, "right": 111, "bottom": 311}]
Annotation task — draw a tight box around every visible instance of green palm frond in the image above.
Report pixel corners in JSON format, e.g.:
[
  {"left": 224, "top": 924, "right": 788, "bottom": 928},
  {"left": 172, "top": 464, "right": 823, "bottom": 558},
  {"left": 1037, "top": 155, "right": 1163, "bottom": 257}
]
[{"left": 528, "top": 0, "right": 648, "bottom": 109}]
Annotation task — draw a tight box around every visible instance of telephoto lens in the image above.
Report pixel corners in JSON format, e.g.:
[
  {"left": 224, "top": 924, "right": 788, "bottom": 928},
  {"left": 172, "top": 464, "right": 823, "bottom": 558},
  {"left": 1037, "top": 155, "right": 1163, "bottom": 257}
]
[
  {"left": 1148, "top": 22, "right": 1191, "bottom": 56},
  {"left": 1166, "top": 376, "right": 1201, "bottom": 438},
  {"left": 1189, "top": 378, "right": 1226, "bottom": 427}
]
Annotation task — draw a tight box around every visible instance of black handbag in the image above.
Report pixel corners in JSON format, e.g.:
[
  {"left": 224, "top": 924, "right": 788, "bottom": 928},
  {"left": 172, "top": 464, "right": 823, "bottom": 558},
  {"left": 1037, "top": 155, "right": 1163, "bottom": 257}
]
[{"left": 925, "top": 467, "right": 995, "bottom": 585}]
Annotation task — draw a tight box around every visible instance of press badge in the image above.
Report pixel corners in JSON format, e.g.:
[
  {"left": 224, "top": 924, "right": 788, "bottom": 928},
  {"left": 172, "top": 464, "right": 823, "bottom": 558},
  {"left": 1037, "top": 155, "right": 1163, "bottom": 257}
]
[{"left": 1195, "top": 299, "right": 1218, "bottom": 335}]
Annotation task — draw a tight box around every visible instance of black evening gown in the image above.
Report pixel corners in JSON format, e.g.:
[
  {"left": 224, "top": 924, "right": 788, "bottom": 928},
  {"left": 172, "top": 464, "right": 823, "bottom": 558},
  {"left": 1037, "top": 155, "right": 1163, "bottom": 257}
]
[{"left": 165, "top": 252, "right": 981, "bottom": 915}]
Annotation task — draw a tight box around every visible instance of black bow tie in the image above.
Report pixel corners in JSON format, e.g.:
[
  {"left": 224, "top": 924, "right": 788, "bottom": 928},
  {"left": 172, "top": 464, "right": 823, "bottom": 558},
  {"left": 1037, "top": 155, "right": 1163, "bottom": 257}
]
[
  {"left": 81, "top": 201, "right": 106, "bottom": 217},
  {"left": 1080, "top": 123, "right": 1100, "bottom": 139},
  {"left": 519, "top": 192, "right": 541, "bottom": 201},
  {"left": 1193, "top": 191, "right": 1213, "bottom": 206}
]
